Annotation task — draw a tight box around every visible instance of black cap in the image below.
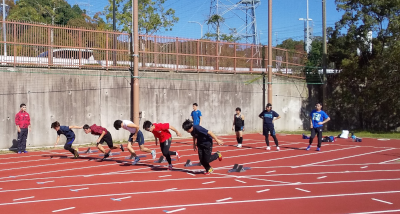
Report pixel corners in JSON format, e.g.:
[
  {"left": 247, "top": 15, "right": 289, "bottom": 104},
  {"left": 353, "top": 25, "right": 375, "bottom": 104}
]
[{"left": 114, "top": 120, "right": 122, "bottom": 130}]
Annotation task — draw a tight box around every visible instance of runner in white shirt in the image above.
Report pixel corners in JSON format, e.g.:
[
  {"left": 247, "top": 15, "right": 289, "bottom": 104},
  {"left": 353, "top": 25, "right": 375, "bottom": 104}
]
[{"left": 114, "top": 120, "right": 156, "bottom": 164}]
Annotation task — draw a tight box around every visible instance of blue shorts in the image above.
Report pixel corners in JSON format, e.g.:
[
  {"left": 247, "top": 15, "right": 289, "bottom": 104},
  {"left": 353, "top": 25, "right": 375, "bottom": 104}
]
[
  {"left": 263, "top": 124, "right": 276, "bottom": 136},
  {"left": 128, "top": 130, "right": 144, "bottom": 146}
]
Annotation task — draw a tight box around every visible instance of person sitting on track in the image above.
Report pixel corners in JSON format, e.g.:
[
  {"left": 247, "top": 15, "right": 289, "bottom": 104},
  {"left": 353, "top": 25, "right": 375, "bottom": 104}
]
[
  {"left": 182, "top": 119, "right": 223, "bottom": 175},
  {"left": 143, "top": 120, "right": 182, "bottom": 170},
  {"left": 51, "top": 121, "right": 81, "bottom": 159},
  {"left": 113, "top": 119, "right": 156, "bottom": 165},
  {"left": 83, "top": 124, "right": 123, "bottom": 159}
]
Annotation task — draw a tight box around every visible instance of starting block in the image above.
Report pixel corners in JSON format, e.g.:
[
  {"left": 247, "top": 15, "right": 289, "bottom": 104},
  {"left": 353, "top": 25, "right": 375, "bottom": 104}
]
[
  {"left": 227, "top": 164, "right": 251, "bottom": 173},
  {"left": 78, "top": 148, "right": 99, "bottom": 154},
  {"left": 153, "top": 156, "right": 176, "bottom": 163},
  {"left": 99, "top": 152, "right": 120, "bottom": 157},
  {"left": 125, "top": 155, "right": 147, "bottom": 160},
  {"left": 184, "top": 159, "right": 202, "bottom": 167}
]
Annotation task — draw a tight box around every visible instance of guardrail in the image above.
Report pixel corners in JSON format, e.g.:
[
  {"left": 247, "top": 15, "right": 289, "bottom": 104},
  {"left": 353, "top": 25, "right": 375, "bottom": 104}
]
[{"left": 0, "top": 20, "right": 306, "bottom": 78}]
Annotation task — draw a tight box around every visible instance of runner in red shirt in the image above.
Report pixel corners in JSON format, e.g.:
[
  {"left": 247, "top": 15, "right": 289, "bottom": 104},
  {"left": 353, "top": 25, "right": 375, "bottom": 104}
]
[
  {"left": 83, "top": 124, "right": 123, "bottom": 159},
  {"left": 143, "top": 121, "right": 182, "bottom": 170},
  {"left": 15, "top": 104, "right": 31, "bottom": 154}
]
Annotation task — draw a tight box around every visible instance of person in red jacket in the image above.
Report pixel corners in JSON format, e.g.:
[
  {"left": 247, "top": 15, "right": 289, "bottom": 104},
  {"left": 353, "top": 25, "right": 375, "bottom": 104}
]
[
  {"left": 143, "top": 121, "right": 182, "bottom": 170},
  {"left": 83, "top": 124, "right": 124, "bottom": 159},
  {"left": 15, "top": 104, "right": 31, "bottom": 154}
]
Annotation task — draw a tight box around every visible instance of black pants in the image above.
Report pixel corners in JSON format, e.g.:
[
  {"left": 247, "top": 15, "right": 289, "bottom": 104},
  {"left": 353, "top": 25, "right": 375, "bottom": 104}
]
[
  {"left": 64, "top": 138, "right": 76, "bottom": 155},
  {"left": 309, "top": 127, "right": 323, "bottom": 148},
  {"left": 17, "top": 128, "right": 29, "bottom": 152},
  {"left": 198, "top": 143, "right": 219, "bottom": 171},
  {"left": 99, "top": 132, "right": 114, "bottom": 148},
  {"left": 160, "top": 138, "right": 176, "bottom": 165},
  {"left": 263, "top": 124, "right": 279, "bottom": 147}
]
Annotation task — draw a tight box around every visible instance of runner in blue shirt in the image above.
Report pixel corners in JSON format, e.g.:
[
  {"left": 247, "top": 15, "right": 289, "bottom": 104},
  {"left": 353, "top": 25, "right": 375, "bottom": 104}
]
[
  {"left": 191, "top": 103, "right": 202, "bottom": 125},
  {"left": 182, "top": 119, "right": 223, "bottom": 175},
  {"left": 306, "top": 103, "right": 330, "bottom": 151},
  {"left": 259, "top": 103, "right": 281, "bottom": 151},
  {"left": 51, "top": 121, "right": 82, "bottom": 158}
]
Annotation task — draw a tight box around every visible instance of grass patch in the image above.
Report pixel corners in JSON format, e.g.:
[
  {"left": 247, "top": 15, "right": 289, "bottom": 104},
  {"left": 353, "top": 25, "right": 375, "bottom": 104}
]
[{"left": 278, "top": 130, "right": 400, "bottom": 139}]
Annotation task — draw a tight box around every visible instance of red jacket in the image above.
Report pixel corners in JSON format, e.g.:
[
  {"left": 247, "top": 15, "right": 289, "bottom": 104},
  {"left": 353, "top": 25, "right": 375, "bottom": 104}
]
[
  {"left": 15, "top": 111, "right": 31, "bottom": 129},
  {"left": 152, "top": 123, "right": 172, "bottom": 142}
]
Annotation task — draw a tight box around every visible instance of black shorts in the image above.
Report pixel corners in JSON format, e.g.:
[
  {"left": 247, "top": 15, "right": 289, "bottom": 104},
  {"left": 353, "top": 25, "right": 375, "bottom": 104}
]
[
  {"left": 98, "top": 132, "right": 113, "bottom": 148},
  {"left": 263, "top": 124, "right": 276, "bottom": 136},
  {"left": 235, "top": 126, "right": 244, "bottom": 132}
]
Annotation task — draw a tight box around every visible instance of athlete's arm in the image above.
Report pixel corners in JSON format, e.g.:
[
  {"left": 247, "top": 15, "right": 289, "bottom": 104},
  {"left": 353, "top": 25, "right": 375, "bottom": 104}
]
[
  {"left": 97, "top": 131, "right": 106, "bottom": 143},
  {"left": 232, "top": 115, "right": 236, "bottom": 131},
  {"left": 318, "top": 117, "right": 331, "bottom": 125},
  {"left": 310, "top": 118, "right": 313, "bottom": 128},
  {"left": 193, "top": 137, "right": 197, "bottom": 151},
  {"left": 127, "top": 123, "right": 140, "bottom": 141},
  {"left": 208, "top": 131, "right": 223, "bottom": 146},
  {"left": 199, "top": 116, "right": 202, "bottom": 126},
  {"left": 54, "top": 135, "right": 60, "bottom": 148},
  {"left": 69, "top": 126, "right": 83, "bottom": 129},
  {"left": 242, "top": 115, "right": 245, "bottom": 131},
  {"left": 155, "top": 137, "right": 158, "bottom": 146},
  {"left": 169, "top": 125, "right": 182, "bottom": 137}
]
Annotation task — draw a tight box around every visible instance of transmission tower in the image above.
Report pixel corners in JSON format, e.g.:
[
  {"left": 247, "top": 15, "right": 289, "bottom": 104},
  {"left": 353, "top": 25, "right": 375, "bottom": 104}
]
[{"left": 208, "top": 0, "right": 261, "bottom": 45}]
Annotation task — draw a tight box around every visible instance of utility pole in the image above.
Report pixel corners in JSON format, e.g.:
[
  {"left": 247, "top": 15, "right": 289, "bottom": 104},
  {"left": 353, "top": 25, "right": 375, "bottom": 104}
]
[
  {"left": 322, "top": 0, "right": 327, "bottom": 127},
  {"left": 2, "top": 0, "right": 7, "bottom": 57},
  {"left": 132, "top": 0, "right": 140, "bottom": 125},
  {"left": 299, "top": 0, "right": 312, "bottom": 53},
  {"left": 268, "top": 0, "right": 272, "bottom": 104},
  {"left": 113, "top": 0, "right": 117, "bottom": 66}
]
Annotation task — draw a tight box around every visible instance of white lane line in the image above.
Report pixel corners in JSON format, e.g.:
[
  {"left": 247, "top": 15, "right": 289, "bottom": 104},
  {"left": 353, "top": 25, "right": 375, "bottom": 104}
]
[
  {"left": 317, "top": 176, "right": 327, "bottom": 179},
  {"left": 70, "top": 187, "right": 89, "bottom": 192},
  {"left": 380, "top": 158, "right": 400, "bottom": 164},
  {"left": 164, "top": 188, "right": 178, "bottom": 192},
  {"left": 298, "top": 148, "right": 395, "bottom": 167},
  {"left": 234, "top": 179, "right": 247, "bottom": 184},
  {"left": 371, "top": 198, "right": 393, "bottom": 204},
  {"left": 13, "top": 196, "right": 35, "bottom": 201},
  {"left": 349, "top": 209, "right": 400, "bottom": 214},
  {"left": 266, "top": 170, "right": 276, "bottom": 173},
  {"left": 78, "top": 190, "right": 400, "bottom": 214},
  {"left": 164, "top": 208, "right": 186, "bottom": 213},
  {"left": 202, "top": 181, "right": 215, "bottom": 185},
  {"left": 37, "top": 181, "right": 54, "bottom": 184},
  {"left": 256, "top": 189, "right": 270, "bottom": 193},
  {"left": 159, "top": 175, "right": 172, "bottom": 178},
  {"left": 52, "top": 207, "right": 75, "bottom": 212},
  {"left": 111, "top": 196, "right": 131, "bottom": 201},
  {"left": 361, "top": 166, "right": 368, "bottom": 169},
  {"left": 216, "top": 197, "right": 232, "bottom": 202},
  {"left": 186, "top": 173, "right": 195, "bottom": 176},
  {"left": 295, "top": 188, "right": 311, "bottom": 193},
  {"left": 0, "top": 160, "right": 87, "bottom": 172}
]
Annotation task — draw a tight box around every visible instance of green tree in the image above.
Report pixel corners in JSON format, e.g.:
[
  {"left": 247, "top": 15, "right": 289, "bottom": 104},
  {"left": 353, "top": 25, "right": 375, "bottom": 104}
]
[
  {"left": 277, "top": 38, "right": 304, "bottom": 52},
  {"left": 326, "top": 0, "right": 400, "bottom": 131},
  {"left": 104, "top": 0, "right": 179, "bottom": 34}
]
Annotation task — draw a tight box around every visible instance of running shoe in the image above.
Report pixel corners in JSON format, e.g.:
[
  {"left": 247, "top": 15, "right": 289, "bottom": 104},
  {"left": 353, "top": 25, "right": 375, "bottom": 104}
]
[
  {"left": 216, "top": 151, "right": 222, "bottom": 161},
  {"left": 73, "top": 150, "right": 80, "bottom": 159},
  {"left": 175, "top": 151, "right": 180, "bottom": 161},
  {"left": 17, "top": 151, "right": 22, "bottom": 154},
  {"left": 306, "top": 145, "right": 311, "bottom": 151},
  {"left": 132, "top": 156, "right": 140, "bottom": 165},
  {"left": 120, "top": 144, "right": 124, "bottom": 152},
  {"left": 276, "top": 147, "right": 280, "bottom": 151},
  {"left": 104, "top": 150, "right": 111, "bottom": 159},
  {"left": 236, "top": 144, "right": 242, "bottom": 148},
  {"left": 168, "top": 164, "right": 173, "bottom": 170},
  {"left": 266, "top": 146, "right": 271, "bottom": 151},
  {"left": 205, "top": 167, "right": 214, "bottom": 175},
  {"left": 316, "top": 147, "right": 320, "bottom": 151},
  {"left": 151, "top": 149, "right": 156, "bottom": 159}
]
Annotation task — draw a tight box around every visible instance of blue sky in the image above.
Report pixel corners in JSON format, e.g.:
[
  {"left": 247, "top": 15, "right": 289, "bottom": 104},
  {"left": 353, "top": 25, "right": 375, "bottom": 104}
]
[{"left": 69, "top": 0, "right": 344, "bottom": 45}]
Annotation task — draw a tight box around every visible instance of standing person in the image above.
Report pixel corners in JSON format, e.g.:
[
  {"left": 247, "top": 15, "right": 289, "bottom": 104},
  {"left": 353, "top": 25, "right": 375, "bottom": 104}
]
[
  {"left": 306, "top": 103, "right": 330, "bottom": 151},
  {"left": 191, "top": 103, "right": 202, "bottom": 126},
  {"left": 15, "top": 104, "right": 31, "bottom": 154},
  {"left": 51, "top": 121, "right": 81, "bottom": 158},
  {"left": 114, "top": 120, "right": 156, "bottom": 164},
  {"left": 259, "top": 103, "right": 281, "bottom": 151},
  {"left": 83, "top": 124, "right": 123, "bottom": 159},
  {"left": 143, "top": 121, "right": 182, "bottom": 170},
  {"left": 182, "top": 119, "right": 223, "bottom": 175},
  {"left": 232, "top": 107, "right": 245, "bottom": 148}
]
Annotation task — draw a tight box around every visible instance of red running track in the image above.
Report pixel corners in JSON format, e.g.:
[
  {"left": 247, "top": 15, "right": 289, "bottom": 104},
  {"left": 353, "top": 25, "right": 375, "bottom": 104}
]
[{"left": 0, "top": 133, "right": 400, "bottom": 214}]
